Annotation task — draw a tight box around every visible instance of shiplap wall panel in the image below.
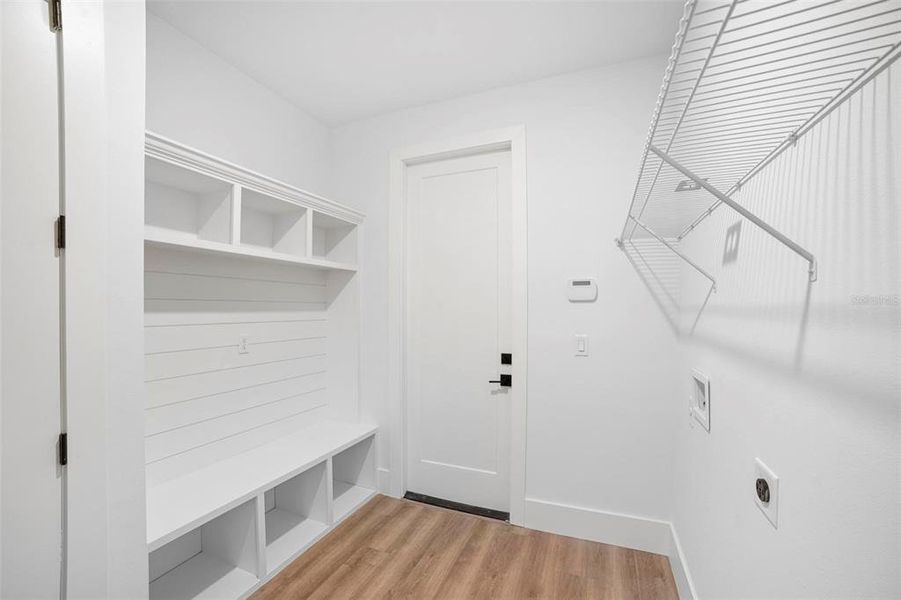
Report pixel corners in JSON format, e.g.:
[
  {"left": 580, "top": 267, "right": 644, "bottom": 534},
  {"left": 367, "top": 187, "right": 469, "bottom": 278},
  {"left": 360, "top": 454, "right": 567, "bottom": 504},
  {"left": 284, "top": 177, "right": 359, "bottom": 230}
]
[
  {"left": 146, "top": 356, "right": 327, "bottom": 409},
  {"left": 145, "top": 310, "right": 320, "bottom": 327},
  {"left": 147, "top": 410, "right": 329, "bottom": 484},
  {"left": 144, "top": 272, "right": 326, "bottom": 304},
  {"left": 145, "top": 245, "right": 331, "bottom": 485},
  {"left": 145, "top": 299, "right": 323, "bottom": 313},
  {"left": 145, "top": 371, "right": 327, "bottom": 435},
  {"left": 145, "top": 318, "right": 327, "bottom": 353},
  {"left": 145, "top": 390, "right": 326, "bottom": 462},
  {"left": 145, "top": 338, "right": 326, "bottom": 381}
]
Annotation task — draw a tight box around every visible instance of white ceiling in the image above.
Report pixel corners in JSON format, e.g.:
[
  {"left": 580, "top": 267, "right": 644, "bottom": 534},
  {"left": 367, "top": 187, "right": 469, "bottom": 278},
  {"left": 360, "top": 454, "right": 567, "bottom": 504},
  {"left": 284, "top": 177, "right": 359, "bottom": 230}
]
[{"left": 148, "top": 1, "right": 683, "bottom": 127}]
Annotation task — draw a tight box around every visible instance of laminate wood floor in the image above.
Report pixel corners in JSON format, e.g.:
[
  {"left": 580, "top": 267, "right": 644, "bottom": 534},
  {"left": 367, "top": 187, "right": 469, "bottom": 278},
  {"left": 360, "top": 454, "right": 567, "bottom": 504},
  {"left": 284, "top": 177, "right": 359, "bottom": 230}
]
[{"left": 253, "top": 495, "right": 679, "bottom": 600}]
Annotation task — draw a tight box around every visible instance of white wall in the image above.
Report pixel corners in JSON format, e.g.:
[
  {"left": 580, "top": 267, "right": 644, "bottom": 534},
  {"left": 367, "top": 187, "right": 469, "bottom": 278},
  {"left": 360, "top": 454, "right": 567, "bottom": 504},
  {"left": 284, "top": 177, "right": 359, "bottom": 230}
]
[
  {"left": 673, "top": 64, "right": 901, "bottom": 598},
  {"left": 329, "top": 57, "right": 682, "bottom": 523},
  {"left": 0, "top": 3, "right": 5, "bottom": 594},
  {"left": 146, "top": 16, "right": 900, "bottom": 597},
  {"left": 57, "top": 1, "right": 147, "bottom": 597},
  {"left": 143, "top": 246, "right": 332, "bottom": 486},
  {"left": 146, "top": 14, "right": 332, "bottom": 195},
  {"left": 104, "top": 4, "right": 149, "bottom": 596},
  {"left": 144, "top": 14, "right": 360, "bottom": 494},
  {"left": 0, "top": 6, "right": 4, "bottom": 592},
  {"left": 144, "top": 8, "right": 368, "bottom": 579},
  {"left": 146, "top": 8, "right": 680, "bottom": 529}
]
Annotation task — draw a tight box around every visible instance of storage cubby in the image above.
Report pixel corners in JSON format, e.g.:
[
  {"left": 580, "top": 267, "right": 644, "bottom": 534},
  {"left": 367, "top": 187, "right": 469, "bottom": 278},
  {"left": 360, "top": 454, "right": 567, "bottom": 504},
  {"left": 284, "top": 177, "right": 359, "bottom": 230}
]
[
  {"left": 331, "top": 435, "right": 376, "bottom": 523},
  {"left": 263, "top": 461, "right": 329, "bottom": 572},
  {"left": 149, "top": 499, "right": 259, "bottom": 600},
  {"left": 240, "top": 189, "right": 308, "bottom": 256},
  {"left": 145, "top": 134, "right": 370, "bottom": 600},
  {"left": 312, "top": 211, "right": 357, "bottom": 264},
  {"left": 145, "top": 157, "right": 233, "bottom": 243}
]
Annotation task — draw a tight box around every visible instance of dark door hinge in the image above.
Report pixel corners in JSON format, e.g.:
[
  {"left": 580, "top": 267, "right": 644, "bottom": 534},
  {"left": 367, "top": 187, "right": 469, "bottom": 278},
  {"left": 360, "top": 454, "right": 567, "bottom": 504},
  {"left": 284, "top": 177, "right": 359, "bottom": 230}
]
[
  {"left": 49, "top": 0, "right": 62, "bottom": 32},
  {"left": 58, "top": 433, "right": 67, "bottom": 466},
  {"left": 56, "top": 215, "right": 65, "bottom": 250}
]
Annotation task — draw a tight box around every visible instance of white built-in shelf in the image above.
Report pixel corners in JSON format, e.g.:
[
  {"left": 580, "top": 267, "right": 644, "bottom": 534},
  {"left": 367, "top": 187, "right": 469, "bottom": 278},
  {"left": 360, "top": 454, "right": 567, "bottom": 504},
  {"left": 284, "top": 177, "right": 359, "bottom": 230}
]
[
  {"left": 148, "top": 421, "right": 376, "bottom": 600},
  {"left": 145, "top": 132, "right": 362, "bottom": 273},
  {"left": 144, "top": 229, "right": 357, "bottom": 272},
  {"left": 149, "top": 498, "right": 260, "bottom": 600},
  {"left": 331, "top": 434, "right": 377, "bottom": 524},
  {"left": 262, "top": 459, "right": 331, "bottom": 572},
  {"left": 147, "top": 419, "right": 376, "bottom": 551},
  {"left": 144, "top": 132, "right": 371, "bottom": 600},
  {"left": 264, "top": 511, "right": 328, "bottom": 572},
  {"left": 333, "top": 481, "right": 377, "bottom": 524},
  {"left": 149, "top": 552, "right": 258, "bottom": 600}
]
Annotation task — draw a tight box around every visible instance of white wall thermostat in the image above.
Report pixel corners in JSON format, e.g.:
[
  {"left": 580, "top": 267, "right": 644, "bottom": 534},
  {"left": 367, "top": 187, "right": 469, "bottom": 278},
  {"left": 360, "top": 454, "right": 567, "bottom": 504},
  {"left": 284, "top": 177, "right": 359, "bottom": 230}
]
[{"left": 567, "top": 278, "right": 597, "bottom": 302}]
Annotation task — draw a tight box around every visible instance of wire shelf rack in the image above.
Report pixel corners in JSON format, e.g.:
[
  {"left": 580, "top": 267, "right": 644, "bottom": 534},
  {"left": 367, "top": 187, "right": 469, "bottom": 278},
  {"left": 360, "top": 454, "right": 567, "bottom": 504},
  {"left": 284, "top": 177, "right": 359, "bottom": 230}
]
[{"left": 616, "top": 0, "right": 901, "bottom": 287}]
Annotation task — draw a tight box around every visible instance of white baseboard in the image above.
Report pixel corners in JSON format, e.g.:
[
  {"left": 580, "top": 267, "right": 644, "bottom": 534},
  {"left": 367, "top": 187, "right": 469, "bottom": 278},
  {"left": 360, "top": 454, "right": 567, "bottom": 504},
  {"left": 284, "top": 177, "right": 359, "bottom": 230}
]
[
  {"left": 667, "top": 523, "right": 698, "bottom": 600},
  {"left": 376, "top": 467, "right": 393, "bottom": 495},
  {"left": 523, "top": 498, "right": 695, "bottom": 599},
  {"left": 523, "top": 498, "right": 672, "bottom": 554}
]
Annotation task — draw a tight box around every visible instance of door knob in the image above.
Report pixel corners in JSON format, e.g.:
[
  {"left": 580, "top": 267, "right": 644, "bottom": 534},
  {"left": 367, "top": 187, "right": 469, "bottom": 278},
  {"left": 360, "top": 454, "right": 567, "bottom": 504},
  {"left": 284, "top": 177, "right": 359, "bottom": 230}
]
[{"left": 488, "top": 374, "right": 512, "bottom": 387}]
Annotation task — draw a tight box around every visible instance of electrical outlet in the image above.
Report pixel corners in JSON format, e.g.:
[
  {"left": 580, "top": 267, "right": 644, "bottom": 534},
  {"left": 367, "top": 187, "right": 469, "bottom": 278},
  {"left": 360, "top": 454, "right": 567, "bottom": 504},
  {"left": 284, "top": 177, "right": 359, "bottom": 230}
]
[
  {"left": 238, "top": 337, "right": 249, "bottom": 355},
  {"left": 754, "top": 458, "right": 779, "bottom": 528},
  {"left": 689, "top": 369, "right": 710, "bottom": 431}
]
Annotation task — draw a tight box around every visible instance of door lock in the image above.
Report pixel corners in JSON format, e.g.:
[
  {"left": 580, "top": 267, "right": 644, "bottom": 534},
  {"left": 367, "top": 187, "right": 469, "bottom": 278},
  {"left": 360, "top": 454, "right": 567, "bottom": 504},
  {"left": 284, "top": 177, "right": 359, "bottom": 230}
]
[{"left": 489, "top": 374, "right": 512, "bottom": 387}]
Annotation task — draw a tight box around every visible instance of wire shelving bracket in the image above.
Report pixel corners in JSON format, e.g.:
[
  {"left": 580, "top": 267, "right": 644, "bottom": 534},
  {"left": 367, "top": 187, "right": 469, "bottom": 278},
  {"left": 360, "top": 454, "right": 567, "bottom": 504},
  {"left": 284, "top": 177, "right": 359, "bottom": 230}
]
[{"left": 616, "top": 0, "right": 901, "bottom": 287}]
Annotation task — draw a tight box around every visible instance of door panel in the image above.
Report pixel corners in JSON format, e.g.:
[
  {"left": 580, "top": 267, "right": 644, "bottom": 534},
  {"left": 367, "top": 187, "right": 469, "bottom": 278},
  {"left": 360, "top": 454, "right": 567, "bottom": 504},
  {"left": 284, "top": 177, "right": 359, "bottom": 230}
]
[
  {"left": 406, "top": 150, "right": 512, "bottom": 512},
  {"left": 1, "top": 1, "right": 64, "bottom": 597}
]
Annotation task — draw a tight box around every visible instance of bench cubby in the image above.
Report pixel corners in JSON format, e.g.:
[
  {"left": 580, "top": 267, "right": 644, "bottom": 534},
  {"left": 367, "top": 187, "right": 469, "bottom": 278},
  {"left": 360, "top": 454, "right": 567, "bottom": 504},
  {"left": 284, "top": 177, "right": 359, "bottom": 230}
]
[
  {"left": 332, "top": 435, "right": 376, "bottom": 523},
  {"left": 149, "top": 499, "right": 260, "bottom": 600},
  {"left": 263, "top": 460, "right": 330, "bottom": 572}
]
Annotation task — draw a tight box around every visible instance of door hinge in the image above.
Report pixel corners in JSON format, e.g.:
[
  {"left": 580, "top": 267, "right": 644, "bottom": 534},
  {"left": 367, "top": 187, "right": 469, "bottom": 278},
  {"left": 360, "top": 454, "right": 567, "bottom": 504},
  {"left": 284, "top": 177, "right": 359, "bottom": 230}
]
[
  {"left": 48, "top": 0, "right": 62, "bottom": 32},
  {"left": 58, "top": 433, "right": 68, "bottom": 466},
  {"left": 56, "top": 215, "right": 65, "bottom": 250}
]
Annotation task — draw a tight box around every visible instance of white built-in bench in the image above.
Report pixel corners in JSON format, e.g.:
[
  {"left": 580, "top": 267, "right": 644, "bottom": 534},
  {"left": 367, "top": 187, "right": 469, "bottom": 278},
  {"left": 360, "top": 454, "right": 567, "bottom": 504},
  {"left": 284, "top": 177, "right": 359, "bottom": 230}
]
[{"left": 147, "top": 420, "right": 377, "bottom": 600}]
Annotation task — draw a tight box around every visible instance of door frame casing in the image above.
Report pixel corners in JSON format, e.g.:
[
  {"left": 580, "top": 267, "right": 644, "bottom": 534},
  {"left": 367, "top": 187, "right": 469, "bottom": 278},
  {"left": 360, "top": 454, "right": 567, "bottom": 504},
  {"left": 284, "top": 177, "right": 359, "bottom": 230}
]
[
  {"left": 387, "top": 126, "right": 528, "bottom": 525},
  {"left": 60, "top": 3, "right": 148, "bottom": 596}
]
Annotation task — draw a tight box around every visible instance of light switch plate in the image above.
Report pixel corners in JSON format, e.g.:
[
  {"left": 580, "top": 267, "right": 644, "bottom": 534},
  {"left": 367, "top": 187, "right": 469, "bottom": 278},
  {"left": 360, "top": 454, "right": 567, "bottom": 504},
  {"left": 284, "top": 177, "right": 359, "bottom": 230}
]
[
  {"left": 689, "top": 369, "right": 710, "bottom": 431},
  {"left": 574, "top": 334, "right": 589, "bottom": 357}
]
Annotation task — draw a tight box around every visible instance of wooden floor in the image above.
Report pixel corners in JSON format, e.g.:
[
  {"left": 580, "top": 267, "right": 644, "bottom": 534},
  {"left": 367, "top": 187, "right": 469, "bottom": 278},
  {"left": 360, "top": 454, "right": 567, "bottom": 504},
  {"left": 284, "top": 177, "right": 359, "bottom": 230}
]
[{"left": 253, "top": 495, "right": 679, "bottom": 599}]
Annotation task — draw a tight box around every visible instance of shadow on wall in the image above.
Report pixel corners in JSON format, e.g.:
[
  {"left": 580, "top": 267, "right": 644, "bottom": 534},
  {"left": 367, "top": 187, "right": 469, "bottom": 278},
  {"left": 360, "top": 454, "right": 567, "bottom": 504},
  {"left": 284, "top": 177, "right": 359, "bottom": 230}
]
[
  {"left": 620, "top": 237, "right": 716, "bottom": 336},
  {"left": 620, "top": 67, "right": 899, "bottom": 415},
  {"left": 621, "top": 238, "right": 682, "bottom": 334}
]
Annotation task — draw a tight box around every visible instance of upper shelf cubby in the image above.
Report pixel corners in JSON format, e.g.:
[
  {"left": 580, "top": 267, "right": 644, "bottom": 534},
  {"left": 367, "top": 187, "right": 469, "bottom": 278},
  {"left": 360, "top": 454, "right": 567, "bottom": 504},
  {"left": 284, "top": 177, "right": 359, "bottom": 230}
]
[
  {"left": 144, "top": 132, "right": 363, "bottom": 272},
  {"left": 312, "top": 211, "right": 357, "bottom": 264},
  {"left": 240, "top": 188, "right": 308, "bottom": 257},
  {"left": 145, "top": 157, "right": 233, "bottom": 244}
]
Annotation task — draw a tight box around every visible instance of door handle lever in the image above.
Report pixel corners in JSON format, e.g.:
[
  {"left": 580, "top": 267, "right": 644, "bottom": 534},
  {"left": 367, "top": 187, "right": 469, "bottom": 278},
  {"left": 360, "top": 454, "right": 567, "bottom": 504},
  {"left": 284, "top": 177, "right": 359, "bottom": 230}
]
[{"left": 488, "top": 374, "right": 512, "bottom": 387}]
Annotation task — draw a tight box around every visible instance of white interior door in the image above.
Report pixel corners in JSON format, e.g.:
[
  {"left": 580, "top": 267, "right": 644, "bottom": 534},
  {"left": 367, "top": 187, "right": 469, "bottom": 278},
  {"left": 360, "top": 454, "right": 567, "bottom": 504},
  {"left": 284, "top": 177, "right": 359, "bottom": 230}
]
[
  {"left": 406, "top": 149, "right": 512, "bottom": 512},
  {"left": 1, "top": 1, "right": 65, "bottom": 597}
]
